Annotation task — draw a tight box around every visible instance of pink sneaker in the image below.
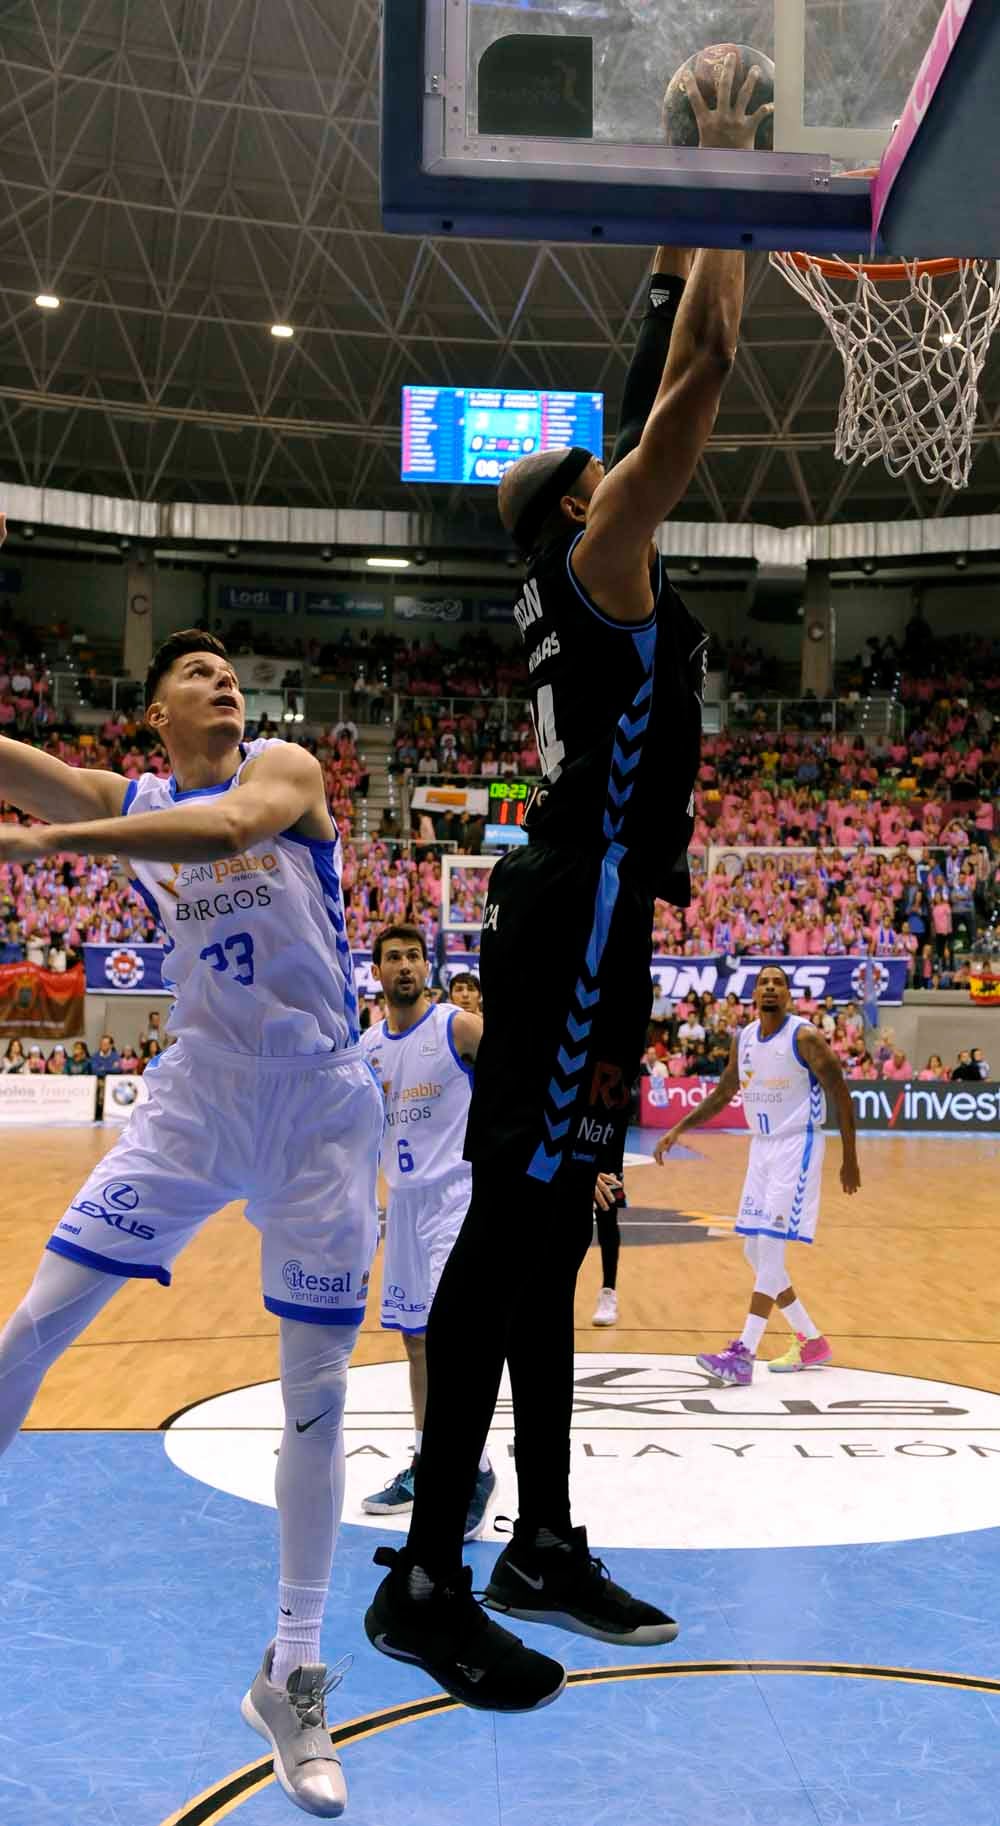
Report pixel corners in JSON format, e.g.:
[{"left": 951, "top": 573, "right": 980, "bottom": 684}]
[
  {"left": 696, "top": 1340, "right": 753, "bottom": 1386},
  {"left": 768, "top": 1332, "right": 833, "bottom": 1373}
]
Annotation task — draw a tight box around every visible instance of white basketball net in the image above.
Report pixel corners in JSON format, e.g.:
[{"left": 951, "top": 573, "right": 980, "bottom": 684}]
[{"left": 770, "top": 252, "right": 1000, "bottom": 490}]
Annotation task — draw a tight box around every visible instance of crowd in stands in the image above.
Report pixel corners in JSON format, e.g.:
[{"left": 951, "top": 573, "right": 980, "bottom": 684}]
[
  {"left": 642, "top": 986, "right": 990, "bottom": 1084},
  {"left": 0, "top": 1012, "right": 168, "bottom": 1075},
  {"left": 0, "top": 621, "right": 999, "bottom": 978}
]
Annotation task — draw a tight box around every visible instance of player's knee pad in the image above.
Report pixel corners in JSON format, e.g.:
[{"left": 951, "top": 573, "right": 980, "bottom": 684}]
[
  {"left": 278, "top": 1318, "right": 355, "bottom": 1441},
  {"left": 751, "top": 1233, "right": 789, "bottom": 1300}
]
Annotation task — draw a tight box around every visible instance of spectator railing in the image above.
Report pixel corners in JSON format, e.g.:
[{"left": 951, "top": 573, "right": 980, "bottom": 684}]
[{"left": 40, "top": 676, "right": 902, "bottom": 741}]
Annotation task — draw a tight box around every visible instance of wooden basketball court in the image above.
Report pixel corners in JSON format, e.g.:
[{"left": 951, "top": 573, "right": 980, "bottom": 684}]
[{"left": 5, "top": 1126, "right": 995, "bottom": 1430}]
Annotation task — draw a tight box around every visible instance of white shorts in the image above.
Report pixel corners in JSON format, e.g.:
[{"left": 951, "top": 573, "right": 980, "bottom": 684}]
[
  {"left": 47, "top": 1037, "right": 383, "bottom": 1326},
  {"left": 381, "top": 1165, "right": 472, "bottom": 1334},
  {"left": 734, "top": 1129, "right": 826, "bottom": 1246}
]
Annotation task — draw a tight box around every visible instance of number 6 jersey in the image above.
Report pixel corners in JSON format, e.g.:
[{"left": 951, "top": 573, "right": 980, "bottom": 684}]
[
  {"left": 361, "top": 1004, "right": 474, "bottom": 1193},
  {"left": 122, "top": 737, "right": 359, "bottom": 1056}
]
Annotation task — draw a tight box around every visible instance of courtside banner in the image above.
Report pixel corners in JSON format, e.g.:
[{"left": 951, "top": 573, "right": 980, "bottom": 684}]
[
  {"left": 641, "top": 1077, "right": 747, "bottom": 1131},
  {"left": 0, "top": 1074, "right": 97, "bottom": 1125},
  {"left": 647, "top": 956, "right": 908, "bottom": 1006},
  {"left": 0, "top": 962, "right": 85, "bottom": 1039},
  {"left": 102, "top": 1072, "right": 151, "bottom": 1124},
  {"left": 83, "top": 945, "right": 165, "bottom": 993},
  {"left": 640, "top": 1077, "right": 1000, "bottom": 1137},
  {"left": 848, "top": 1080, "right": 1000, "bottom": 1134}
]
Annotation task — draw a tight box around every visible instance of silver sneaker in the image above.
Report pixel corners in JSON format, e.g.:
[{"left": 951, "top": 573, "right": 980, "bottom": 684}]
[{"left": 241, "top": 1642, "right": 349, "bottom": 1818}]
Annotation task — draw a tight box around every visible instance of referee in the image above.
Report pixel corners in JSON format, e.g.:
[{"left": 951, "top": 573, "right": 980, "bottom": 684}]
[{"left": 367, "top": 57, "right": 766, "bottom": 1718}]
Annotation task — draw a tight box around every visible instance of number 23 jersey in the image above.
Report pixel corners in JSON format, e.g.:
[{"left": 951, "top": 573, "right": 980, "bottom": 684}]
[{"left": 122, "top": 737, "right": 359, "bottom": 1056}]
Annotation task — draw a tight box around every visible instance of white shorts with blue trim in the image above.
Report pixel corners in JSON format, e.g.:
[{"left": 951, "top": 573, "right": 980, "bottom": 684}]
[
  {"left": 380, "top": 1165, "right": 472, "bottom": 1334},
  {"left": 734, "top": 1130, "right": 826, "bottom": 1246},
  {"left": 47, "top": 1037, "right": 382, "bottom": 1325}
]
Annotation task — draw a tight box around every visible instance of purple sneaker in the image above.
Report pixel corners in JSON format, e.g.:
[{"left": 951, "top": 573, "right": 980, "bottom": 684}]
[{"left": 696, "top": 1340, "right": 753, "bottom": 1386}]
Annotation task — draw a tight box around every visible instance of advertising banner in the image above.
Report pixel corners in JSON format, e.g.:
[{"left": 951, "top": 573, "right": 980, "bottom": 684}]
[
  {"left": 218, "top": 585, "right": 298, "bottom": 615},
  {"left": 410, "top": 785, "right": 489, "bottom": 816},
  {"left": 647, "top": 955, "right": 909, "bottom": 1007},
  {"left": 102, "top": 1072, "right": 152, "bottom": 1124},
  {"left": 393, "top": 595, "right": 474, "bottom": 624},
  {"left": 304, "top": 592, "right": 384, "bottom": 619},
  {"left": 0, "top": 1074, "right": 97, "bottom": 1125},
  {"left": 0, "top": 963, "right": 85, "bottom": 1039},
  {"left": 84, "top": 945, "right": 165, "bottom": 994},
  {"left": 641, "top": 1077, "right": 747, "bottom": 1131},
  {"left": 848, "top": 1080, "right": 1000, "bottom": 1134},
  {"left": 640, "top": 1077, "right": 1000, "bottom": 1137}
]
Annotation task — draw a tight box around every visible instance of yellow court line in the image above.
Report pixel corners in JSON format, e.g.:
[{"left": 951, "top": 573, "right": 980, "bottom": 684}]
[{"left": 158, "top": 1661, "right": 1000, "bottom": 1826}]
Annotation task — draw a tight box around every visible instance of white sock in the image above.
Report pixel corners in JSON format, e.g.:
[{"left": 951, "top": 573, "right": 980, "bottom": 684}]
[
  {"left": 414, "top": 1429, "right": 423, "bottom": 1454},
  {"left": 779, "top": 1298, "right": 820, "bottom": 1340},
  {"left": 739, "top": 1312, "right": 768, "bottom": 1355},
  {"left": 478, "top": 1445, "right": 491, "bottom": 1474},
  {"left": 272, "top": 1581, "right": 327, "bottom": 1687}
]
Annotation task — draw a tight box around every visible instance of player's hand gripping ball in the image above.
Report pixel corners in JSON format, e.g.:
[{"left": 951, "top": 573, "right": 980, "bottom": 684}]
[{"left": 663, "top": 44, "right": 775, "bottom": 152}]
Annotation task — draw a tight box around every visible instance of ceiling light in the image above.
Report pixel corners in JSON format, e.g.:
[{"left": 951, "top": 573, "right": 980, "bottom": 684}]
[
  {"left": 226, "top": 542, "right": 239, "bottom": 558},
  {"left": 861, "top": 558, "right": 877, "bottom": 575},
  {"left": 270, "top": 323, "right": 294, "bottom": 339},
  {"left": 320, "top": 545, "right": 333, "bottom": 562},
  {"left": 366, "top": 555, "right": 410, "bottom": 569},
  {"left": 21, "top": 525, "right": 35, "bottom": 539},
  {"left": 294, "top": 711, "right": 305, "bottom": 723},
  {"left": 35, "top": 293, "right": 60, "bottom": 310},
  {"left": 283, "top": 710, "right": 295, "bottom": 722}
]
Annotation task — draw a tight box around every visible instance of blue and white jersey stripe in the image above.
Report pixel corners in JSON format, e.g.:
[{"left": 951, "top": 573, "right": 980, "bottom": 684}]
[{"left": 122, "top": 738, "right": 358, "bottom": 1057}]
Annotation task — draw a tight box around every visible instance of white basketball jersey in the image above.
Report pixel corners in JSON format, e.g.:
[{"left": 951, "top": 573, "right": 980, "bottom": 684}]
[
  {"left": 362, "top": 1004, "right": 473, "bottom": 1192},
  {"left": 738, "top": 1015, "right": 826, "bottom": 1141},
  {"left": 123, "top": 738, "right": 358, "bottom": 1056}
]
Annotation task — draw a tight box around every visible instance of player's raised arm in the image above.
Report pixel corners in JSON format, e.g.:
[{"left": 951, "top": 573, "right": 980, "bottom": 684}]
[
  {"left": 653, "top": 1036, "right": 740, "bottom": 1163},
  {"left": 794, "top": 1026, "right": 862, "bottom": 1195},
  {"left": 0, "top": 741, "right": 329, "bottom": 866},
  {"left": 608, "top": 246, "right": 695, "bottom": 470},
  {"left": 0, "top": 734, "right": 128, "bottom": 825},
  {"left": 574, "top": 56, "right": 771, "bottom": 620}
]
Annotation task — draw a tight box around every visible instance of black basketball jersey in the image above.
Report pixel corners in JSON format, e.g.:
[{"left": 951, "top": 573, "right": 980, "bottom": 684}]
[{"left": 515, "top": 530, "right": 706, "bottom": 903}]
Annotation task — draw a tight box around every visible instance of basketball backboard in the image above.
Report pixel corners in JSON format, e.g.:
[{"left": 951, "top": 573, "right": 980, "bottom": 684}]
[{"left": 381, "top": 0, "right": 999, "bottom": 256}]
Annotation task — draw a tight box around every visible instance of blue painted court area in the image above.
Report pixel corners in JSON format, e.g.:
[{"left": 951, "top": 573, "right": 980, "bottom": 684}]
[{"left": 4, "top": 1433, "right": 1000, "bottom": 1825}]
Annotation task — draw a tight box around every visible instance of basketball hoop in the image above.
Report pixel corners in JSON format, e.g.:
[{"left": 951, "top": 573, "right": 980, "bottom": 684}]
[{"left": 770, "top": 184, "right": 1000, "bottom": 490}]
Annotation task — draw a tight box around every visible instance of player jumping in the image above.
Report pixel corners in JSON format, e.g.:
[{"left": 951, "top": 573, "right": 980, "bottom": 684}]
[
  {"left": 0, "top": 624, "right": 382, "bottom": 1819},
  {"left": 366, "top": 57, "right": 770, "bottom": 1714}
]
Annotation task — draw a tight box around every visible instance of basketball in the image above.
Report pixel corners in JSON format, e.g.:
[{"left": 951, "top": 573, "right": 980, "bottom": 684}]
[{"left": 662, "top": 43, "right": 775, "bottom": 150}]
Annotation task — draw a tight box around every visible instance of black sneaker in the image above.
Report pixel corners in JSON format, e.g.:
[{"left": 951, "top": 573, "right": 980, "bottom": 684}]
[
  {"left": 364, "top": 1547, "right": 567, "bottom": 1713},
  {"left": 483, "top": 1524, "right": 679, "bottom": 1646}
]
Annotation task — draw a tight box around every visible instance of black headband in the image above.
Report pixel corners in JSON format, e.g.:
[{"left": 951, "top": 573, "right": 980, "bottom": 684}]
[{"left": 511, "top": 446, "right": 593, "bottom": 554}]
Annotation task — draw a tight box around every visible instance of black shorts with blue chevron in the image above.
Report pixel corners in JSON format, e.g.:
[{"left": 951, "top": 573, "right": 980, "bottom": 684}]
[{"left": 463, "top": 840, "right": 653, "bottom": 1181}]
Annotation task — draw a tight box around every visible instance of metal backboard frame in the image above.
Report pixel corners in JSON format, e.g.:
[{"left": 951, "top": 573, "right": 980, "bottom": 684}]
[{"left": 381, "top": 0, "right": 943, "bottom": 254}]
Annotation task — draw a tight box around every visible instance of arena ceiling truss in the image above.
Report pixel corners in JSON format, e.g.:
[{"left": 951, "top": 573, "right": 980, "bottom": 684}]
[{"left": 1, "top": 0, "right": 999, "bottom": 543}]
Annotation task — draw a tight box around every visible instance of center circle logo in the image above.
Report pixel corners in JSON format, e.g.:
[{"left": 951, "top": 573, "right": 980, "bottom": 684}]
[{"left": 164, "top": 1354, "right": 1000, "bottom": 1552}]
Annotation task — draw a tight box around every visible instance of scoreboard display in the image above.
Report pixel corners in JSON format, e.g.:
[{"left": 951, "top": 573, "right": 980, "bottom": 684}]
[
  {"left": 401, "top": 387, "right": 604, "bottom": 485},
  {"left": 484, "top": 779, "right": 532, "bottom": 848}
]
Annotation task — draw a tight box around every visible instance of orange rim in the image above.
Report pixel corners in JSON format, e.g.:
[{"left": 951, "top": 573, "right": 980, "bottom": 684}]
[
  {"left": 778, "top": 168, "right": 966, "bottom": 282},
  {"left": 781, "top": 250, "right": 965, "bottom": 283}
]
